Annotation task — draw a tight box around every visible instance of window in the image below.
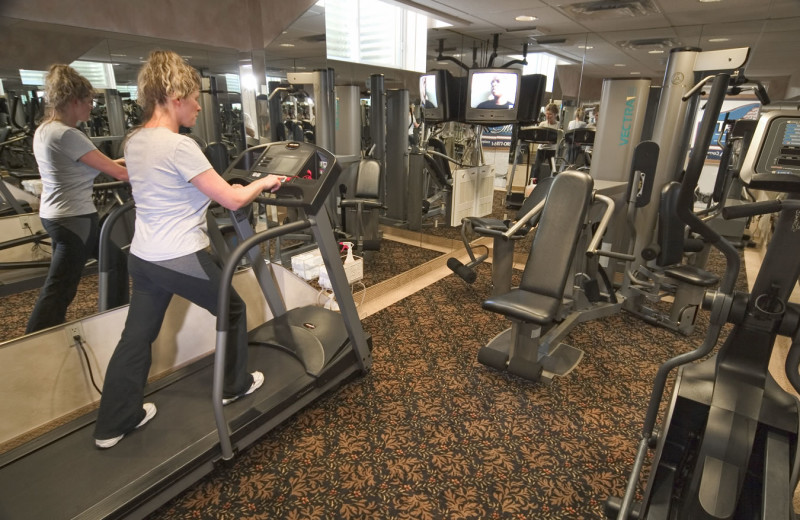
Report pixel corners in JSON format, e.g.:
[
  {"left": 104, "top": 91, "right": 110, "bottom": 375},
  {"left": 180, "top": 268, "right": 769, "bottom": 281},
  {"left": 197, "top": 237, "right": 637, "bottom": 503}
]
[
  {"left": 522, "top": 53, "right": 565, "bottom": 92},
  {"left": 70, "top": 61, "right": 117, "bottom": 89},
  {"left": 325, "top": 0, "right": 428, "bottom": 72}
]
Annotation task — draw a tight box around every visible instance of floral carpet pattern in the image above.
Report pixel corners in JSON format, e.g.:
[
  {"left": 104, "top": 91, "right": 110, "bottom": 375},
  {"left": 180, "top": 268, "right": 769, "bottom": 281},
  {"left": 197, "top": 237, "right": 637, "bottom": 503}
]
[{"left": 149, "top": 249, "right": 744, "bottom": 520}]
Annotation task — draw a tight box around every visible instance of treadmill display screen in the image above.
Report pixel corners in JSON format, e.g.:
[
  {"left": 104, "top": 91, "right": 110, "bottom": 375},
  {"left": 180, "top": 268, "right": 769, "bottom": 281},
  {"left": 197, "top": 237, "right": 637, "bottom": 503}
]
[{"left": 755, "top": 117, "right": 800, "bottom": 175}]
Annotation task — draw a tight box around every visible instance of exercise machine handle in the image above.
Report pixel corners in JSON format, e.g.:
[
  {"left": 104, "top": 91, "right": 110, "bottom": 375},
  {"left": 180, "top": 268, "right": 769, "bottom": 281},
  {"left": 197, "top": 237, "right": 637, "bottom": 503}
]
[
  {"left": 504, "top": 199, "right": 546, "bottom": 239},
  {"left": 722, "top": 198, "right": 783, "bottom": 220},
  {"left": 592, "top": 249, "right": 636, "bottom": 262},
  {"left": 585, "top": 193, "right": 616, "bottom": 257},
  {"left": 677, "top": 72, "right": 742, "bottom": 295}
]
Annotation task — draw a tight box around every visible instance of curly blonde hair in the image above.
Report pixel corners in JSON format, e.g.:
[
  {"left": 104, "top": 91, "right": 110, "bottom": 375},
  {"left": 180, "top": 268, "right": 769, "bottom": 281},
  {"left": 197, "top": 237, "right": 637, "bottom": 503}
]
[
  {"left": 137, "top": 50, "right": 201, "bottom": 121},
  {"left": 43, "top": 64, "right": 93, "bottom": 118}
]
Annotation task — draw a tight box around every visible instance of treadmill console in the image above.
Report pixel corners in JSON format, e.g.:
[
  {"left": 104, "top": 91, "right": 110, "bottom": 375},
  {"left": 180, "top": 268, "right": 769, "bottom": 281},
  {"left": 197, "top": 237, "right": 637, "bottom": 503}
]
[
  {"left": 739, "top": 110, "right": 800, "bottom": 193},
  {"left": 222, "top": 141, "right": 341, "bottom": 213},
  {"left": 518, "top": 126, "right": 559, "bottom": 144}
]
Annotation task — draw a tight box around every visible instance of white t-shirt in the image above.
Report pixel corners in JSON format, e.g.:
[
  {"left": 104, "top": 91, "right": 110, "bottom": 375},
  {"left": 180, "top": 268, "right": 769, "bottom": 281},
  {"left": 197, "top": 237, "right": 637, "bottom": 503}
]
[
  {"left": 568, "top": 120, "right": 588, "bottom": 130},
  {"left": 125, "top": 128, "right": 213, "bottom": 261},
  {"left": 34, "top": 121, "right": 99, "bottom": 219}
]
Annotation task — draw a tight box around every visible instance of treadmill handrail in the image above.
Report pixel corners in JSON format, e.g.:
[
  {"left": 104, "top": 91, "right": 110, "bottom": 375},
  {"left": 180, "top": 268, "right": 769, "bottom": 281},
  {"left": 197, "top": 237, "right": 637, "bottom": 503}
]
[
  {"left": 98, "top": 199, "right": 135, "bottom": 311},
  {"left": 212, "top": 217, "right": 312, "bottom": 459}
]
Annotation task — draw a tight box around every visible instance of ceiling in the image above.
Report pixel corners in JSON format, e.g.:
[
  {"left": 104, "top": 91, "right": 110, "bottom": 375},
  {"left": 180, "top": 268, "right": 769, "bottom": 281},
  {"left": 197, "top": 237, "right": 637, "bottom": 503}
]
[
  {"left": 2, "top": 0, "right": 800, "bottom": 99},
  {"left": 251, "top": 0, "right": 800, "bottom": 97}
]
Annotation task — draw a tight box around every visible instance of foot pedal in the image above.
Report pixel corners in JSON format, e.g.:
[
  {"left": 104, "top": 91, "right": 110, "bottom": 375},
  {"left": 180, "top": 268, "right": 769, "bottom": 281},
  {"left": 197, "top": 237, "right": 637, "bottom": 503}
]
[
  {"left": 477, "top": 346, "right": 508, "bottom": 370},
  {"left": 447, "top": 258, "right": 477, "bottom": 284},
  {"left": 583, "top": 278, "right": 601, "bottom": 302},
  {"left": 507, "top": 357, "right": 543, "bottom": 382}
]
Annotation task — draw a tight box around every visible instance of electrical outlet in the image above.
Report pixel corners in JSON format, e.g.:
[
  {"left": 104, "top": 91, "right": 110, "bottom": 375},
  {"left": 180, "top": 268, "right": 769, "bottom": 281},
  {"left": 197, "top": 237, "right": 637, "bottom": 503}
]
[{"left": 65, "top": 323, "right": 85, "bottom": 347}]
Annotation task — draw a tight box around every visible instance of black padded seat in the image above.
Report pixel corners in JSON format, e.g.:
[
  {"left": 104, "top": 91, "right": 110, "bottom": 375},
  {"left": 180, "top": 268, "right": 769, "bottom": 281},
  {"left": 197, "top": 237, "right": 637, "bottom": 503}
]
[
  {"left": 664, "top": 264, "right": 719, "bottom": 287},
  {"left": 483, "top": 289, "right": 561, "bottom": 325},
  {"left": 340, "top": 158, "right": 384, "bottom": 253},
  {"left": 481, "top": 170, "right": 593, "bottom": 325},
  {"left": 340, "top": 158, "right": 382, "bottom": 209},
  {"left": 465, "top": 177, "right": 555, "bottom": 238}
]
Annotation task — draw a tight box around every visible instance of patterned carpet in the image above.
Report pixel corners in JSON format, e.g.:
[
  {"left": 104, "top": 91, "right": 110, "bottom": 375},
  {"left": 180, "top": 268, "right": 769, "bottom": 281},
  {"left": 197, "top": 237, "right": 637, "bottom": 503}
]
[
  {"left": 1, "top": 274, "right": 101, "bottom": 341},
  {"left": 147, "top": 250, "right": 744, "bottom": 519}
]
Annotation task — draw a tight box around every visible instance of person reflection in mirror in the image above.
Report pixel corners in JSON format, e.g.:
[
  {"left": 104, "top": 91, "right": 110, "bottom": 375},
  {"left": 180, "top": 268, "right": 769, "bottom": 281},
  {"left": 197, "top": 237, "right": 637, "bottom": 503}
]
[
  {"left": 568, "top": 106, "right": 588, "bottom": 130},
  {"left": 531, "top": 102, "right": 560, "bottom": 182},
  {"left": 243, "top": 111, "right": 258, "bottom": 147},
  {"left": 25, "top": 65, "right": 129, "bottom": 334},
  {"left": 421, "top": 76, "right": 436, "bottom": 109},
  {"left": 409, "top": 104, "right": 421, "bottom": 148},
  {"left": 477, "top": 76, "right": 513, "bottom": 109},
  {"left": 566, "top": 106, "right": 588, "bottom": 164},
  {"left": 93, "top": 50, "right": 282, "bottom": 449}
]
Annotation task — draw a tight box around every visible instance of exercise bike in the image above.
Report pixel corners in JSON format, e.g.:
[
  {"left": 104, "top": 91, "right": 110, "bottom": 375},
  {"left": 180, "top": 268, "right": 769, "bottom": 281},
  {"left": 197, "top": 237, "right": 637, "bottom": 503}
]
[{"left": 607, "top": 76, "right": 800, "bottom": 519}]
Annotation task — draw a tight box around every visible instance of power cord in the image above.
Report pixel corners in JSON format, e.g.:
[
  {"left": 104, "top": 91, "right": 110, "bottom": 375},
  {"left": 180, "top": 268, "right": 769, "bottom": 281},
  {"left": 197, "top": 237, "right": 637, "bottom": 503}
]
[
  {"left": 72, "top": 335, "right": 103, "bottom": 395},
  {"left": 316, "top": 281, "right": 367, "bottom": 311}
]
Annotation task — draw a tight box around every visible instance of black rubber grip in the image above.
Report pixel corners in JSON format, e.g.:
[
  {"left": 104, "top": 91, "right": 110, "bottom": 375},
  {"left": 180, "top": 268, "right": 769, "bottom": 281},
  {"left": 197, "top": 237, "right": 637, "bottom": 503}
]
[{"left": 722, "top": 199, "right": 782, "bottom": 220}]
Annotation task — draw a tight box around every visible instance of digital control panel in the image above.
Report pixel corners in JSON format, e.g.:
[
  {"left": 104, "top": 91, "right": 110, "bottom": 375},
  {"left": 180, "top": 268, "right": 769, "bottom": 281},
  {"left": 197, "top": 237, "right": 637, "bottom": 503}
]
[
  {"left": 222, "top": 141, "right": 340, "bottom": 213},
  {"left": 754, "top": 116, "right": 800, "bottom": 175}
]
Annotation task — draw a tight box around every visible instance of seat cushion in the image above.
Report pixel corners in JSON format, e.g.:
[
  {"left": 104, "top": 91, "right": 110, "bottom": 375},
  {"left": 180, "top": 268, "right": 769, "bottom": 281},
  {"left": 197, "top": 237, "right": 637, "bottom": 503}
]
[
  {"left": 482, "top": 289, "right": 560, "bottom": 325},
  {"left": 466, "top": 217, "right": 508, "bottom": 232},
  {"left": 664, "top": 264, "right": 719, "bottom": 287}
]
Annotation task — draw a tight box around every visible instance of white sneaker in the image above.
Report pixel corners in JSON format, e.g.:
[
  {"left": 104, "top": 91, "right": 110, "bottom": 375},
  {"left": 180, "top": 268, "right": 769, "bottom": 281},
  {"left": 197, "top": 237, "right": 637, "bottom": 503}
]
[
  {"left": 222, "top": 371, "right": 264, "bottom": 405},
  {"left": 95, "top": 402, "right": 157, "bottom": 449}
]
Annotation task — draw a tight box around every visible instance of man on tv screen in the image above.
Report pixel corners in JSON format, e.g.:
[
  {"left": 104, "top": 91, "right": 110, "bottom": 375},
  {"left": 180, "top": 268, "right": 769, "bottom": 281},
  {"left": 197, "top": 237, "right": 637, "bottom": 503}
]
[{"left": 476, "top": 74, "right": 514, "bottom": 109}]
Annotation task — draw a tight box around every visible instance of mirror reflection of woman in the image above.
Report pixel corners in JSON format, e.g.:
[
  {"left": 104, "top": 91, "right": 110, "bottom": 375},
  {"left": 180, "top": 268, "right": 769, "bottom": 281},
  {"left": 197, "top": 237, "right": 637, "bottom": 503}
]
[{"left": 25, "top": 65, "right": 129, "bottom": 334}]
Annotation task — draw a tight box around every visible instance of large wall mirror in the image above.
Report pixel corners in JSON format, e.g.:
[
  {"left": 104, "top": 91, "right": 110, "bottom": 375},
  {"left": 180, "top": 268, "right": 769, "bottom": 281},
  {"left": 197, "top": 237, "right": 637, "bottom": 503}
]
[{"left": 0, "top": 3, "right": 651, "bottom": 344}]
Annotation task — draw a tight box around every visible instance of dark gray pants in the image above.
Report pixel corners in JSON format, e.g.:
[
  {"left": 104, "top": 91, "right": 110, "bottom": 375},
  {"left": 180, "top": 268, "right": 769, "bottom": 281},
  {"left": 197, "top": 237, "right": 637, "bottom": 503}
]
[
  {"left": 94, "top": 250, "right": 252, "bottom": 439},
  {"left": 26, "top": 213, "right": 129, "bottom": 333}
]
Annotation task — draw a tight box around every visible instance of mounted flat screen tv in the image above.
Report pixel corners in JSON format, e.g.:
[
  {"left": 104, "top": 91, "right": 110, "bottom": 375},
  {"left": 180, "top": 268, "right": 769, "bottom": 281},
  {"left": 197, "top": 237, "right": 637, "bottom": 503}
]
[{"left": 464, "top": 68, "right": 522, "bottom": 125}]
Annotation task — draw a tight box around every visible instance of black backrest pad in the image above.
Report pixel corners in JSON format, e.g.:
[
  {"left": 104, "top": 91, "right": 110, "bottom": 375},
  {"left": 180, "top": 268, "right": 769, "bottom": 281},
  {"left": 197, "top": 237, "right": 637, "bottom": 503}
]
[
  {"left": 519, "top": 170, "right": 593, "bottom": 298},
  {"left": 656, "top": 182, "right": 685, "bottom": 266},
  {"left": 515, "top": 176, "right": 554, "bottom": 225},
  {"left": 355, "top": 158, "right": 381, "bottom": 199},
  {"left": 428, "top": 138, "right": 452, "bottom": 180}
]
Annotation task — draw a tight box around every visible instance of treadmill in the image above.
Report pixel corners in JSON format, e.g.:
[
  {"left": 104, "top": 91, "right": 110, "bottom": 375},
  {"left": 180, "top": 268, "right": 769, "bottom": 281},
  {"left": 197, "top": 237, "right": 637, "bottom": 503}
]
[{"left": 0, "top": 141, "right": 373, "bottom": 519}]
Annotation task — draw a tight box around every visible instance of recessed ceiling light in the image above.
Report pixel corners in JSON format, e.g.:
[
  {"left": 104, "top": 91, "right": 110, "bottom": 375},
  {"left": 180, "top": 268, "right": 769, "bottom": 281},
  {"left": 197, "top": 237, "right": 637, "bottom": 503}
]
[
  {"left": 515, "top": 15, "right": 537, "bottom": 22},
  {"left": 698, "top": 0, "right": 722, "bottom": 2},
  {"left": 110, "top": 53, "right": 126, "bottom": 57},
  {"left": 630, "top": 71, "right": 641, "bottom": 75},
  {"left": 648, "top": 50, "right": 664, "bottom": 54},
  {"left": 614, "top": 63, "right": 626, "bottom": 67},
  {"left": 708, "top": 37, "right": 730, "bottom": 42},
  {"left": 578, "top": 45, "right": 594, "bottom": 50},
  {"left": 280, "top": 43, "right": 295, "bottom": 48}
]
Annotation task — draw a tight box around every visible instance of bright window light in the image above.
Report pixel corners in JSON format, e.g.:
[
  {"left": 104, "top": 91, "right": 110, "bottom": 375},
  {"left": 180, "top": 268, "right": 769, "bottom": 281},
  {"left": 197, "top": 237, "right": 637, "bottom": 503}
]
[
  {"left": 227, "top": 73, "right": 245, "bottom": 93},
  {"left": 520, "top": 52, "right": 567, "bottom": 92},
  {"left": 19, "top": 69, "right": 47, "bottom": 86},
  {"left": 325, "top": 0, "right": 430, "bottom": 72},
  {"left": 116, "top": 85, "right": 138, "bottom": 100},
  {"left": 70, "top": 61, "right": 117, "bottom": 89}
]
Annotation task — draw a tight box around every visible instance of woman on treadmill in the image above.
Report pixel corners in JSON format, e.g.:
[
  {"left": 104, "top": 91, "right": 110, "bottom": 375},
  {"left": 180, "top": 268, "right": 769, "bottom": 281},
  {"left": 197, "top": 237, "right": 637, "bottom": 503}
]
[
  {"left": 25, "top": 65, "right": 129, "bottom": 333},
  {"left": 94, "top": 50, "right": 282, "bottom": 448}
]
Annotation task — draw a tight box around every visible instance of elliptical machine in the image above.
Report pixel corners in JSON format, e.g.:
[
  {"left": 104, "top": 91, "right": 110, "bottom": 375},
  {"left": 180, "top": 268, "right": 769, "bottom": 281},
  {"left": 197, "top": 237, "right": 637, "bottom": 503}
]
[{"left": 606, "top": 75, "right": 800, "bottom": 519}]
